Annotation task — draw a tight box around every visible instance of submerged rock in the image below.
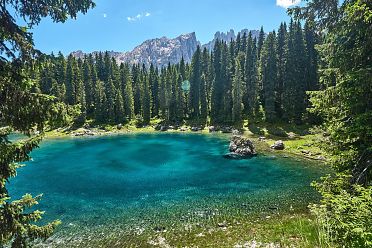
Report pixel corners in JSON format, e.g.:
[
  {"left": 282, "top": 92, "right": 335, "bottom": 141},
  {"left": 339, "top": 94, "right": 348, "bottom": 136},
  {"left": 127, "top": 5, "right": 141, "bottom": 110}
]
[
  {"left": 224, "top": 136, "right": 257, "bottom": 159},
  {"left": 271, "top": 140, "right": 285, "bottom": 150}
]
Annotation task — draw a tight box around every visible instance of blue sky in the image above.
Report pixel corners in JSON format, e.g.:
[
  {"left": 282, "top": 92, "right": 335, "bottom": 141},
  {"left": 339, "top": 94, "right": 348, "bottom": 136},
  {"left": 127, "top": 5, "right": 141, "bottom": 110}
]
[{"left": 29, "top": 0, "right": 301, "bottom": 55}]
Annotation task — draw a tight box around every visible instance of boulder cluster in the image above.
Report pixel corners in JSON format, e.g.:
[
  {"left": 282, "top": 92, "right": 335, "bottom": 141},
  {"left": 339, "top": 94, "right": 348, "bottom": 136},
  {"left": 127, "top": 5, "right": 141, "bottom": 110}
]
[
  {"left": 224, "top": 136, "right": 257, "bottom": 159},
  {"left": 271, "top": 140, "right": 285, "bottom": 150}
]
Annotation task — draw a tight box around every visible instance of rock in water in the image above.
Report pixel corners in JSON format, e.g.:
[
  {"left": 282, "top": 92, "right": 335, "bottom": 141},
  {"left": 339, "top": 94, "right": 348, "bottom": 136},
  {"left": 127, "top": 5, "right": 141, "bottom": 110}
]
[
  {"left": 224, "top": 136, "right": 257, "bottom": 159},
  {"left": 271, "top": 140, "right": 285, "bottom": 150}
]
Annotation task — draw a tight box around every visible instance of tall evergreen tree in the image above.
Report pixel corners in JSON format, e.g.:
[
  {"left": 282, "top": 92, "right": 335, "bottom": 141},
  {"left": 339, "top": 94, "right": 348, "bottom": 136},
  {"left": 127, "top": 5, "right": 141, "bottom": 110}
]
[
  {"left": 245, "top": 36, "right": 259, "bottom": 117},
  {"left": 149, "top": 64, "right": 159, "bottom": 117},
  {"left": 114, "top": 89, "right": 125, "bottom": 123},
  {"left": 257, "top": 26, "right": 265, "bottom": 59},
  {"left": 232, "top": 58, "right": 243, "bottom": 124},
  {"left": 260, "top": 32, "right": 278, "bottom": 123},
  {"left": 189, "top": 46, "right": 202, "bottom": 119},
  {"left": 276, "top": 22, "right": 287, "bottom": 118},
  {"left": 121, "top": 64, "right": 134, "bottom": 120},
  {"left": 142, "top": 75, "right": 151, "bottom": 124}
]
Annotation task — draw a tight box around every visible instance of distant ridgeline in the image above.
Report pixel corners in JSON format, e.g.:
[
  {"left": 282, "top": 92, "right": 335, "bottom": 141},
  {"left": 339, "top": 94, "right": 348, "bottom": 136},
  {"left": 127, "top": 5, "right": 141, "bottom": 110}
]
[{"left": 31, "top": 22, "right": 318, "bottom": 127}]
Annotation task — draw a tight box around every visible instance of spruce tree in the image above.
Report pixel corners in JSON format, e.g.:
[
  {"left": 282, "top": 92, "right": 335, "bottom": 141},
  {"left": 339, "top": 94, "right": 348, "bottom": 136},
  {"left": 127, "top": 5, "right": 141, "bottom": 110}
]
[
  {"left": 0, "top": 1, "right": 95, "bottom": 246},
  {"left": 65, "top": 55, "right": 76, "bottom": 105},
  {"left": 122, "top": 64, "right": 134, "bottom": 120},
  {"left": 114, "top": 89, "right": 125, "bottom": 123},
  {"left": 94, "top": 80, "right": 107, "bottom": 123},
  {"left": 142, "top": 75, "right": 151, "bottom": 124},
  {"left": 149, "top": 64, "right": 159, "bottom": 117},
  {"left": 304, "top": 19, "right": 318, "bottom": 92},
  {"left": 276, "top": 22, "right": 287, "bottom": 118},
  {"left": 83, "top": 57, "right": 94, "bottom": 116},
  {"left": 257, "top": 26, "right": 265, "bottom": 59},
  {"left": 260, "top": 32, "right": 278, "bottom": 123},
  {"left": 232, "top": 58, "right": 243, "bottom": 125},
  {"left": 200, "top": 73, "right": 208, "bottom": 123},
  {"left": 189, "top": 46, "right": 202, "bottom": 119}
]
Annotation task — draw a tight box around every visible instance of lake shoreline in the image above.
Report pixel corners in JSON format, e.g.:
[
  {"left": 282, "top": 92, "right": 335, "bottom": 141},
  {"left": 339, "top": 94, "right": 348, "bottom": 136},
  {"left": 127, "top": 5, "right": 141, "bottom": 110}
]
[{"left": 44, "top": 125, "right": 328, "bottom": 163}]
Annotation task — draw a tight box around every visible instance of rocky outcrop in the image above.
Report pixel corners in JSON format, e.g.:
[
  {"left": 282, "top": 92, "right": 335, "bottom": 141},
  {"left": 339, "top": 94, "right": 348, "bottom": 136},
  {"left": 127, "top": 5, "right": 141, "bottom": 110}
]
[
  {"left": 71, "top": 129, "right": 97, "bottom": 137},
  {"left": 202, "top": 29, "right": 261, "bottom": 51},
  {"left": 271, "top": 140, "right": 285, "bottom": 150},
  {"left": 224, "top": 136, "right": 257, "bottom": 159},
  {"left": 72, "top": 33, "right": 199, "bottom": 68},
  {"left": 71, "top": 29, "right": 262, "bottom": 68}
]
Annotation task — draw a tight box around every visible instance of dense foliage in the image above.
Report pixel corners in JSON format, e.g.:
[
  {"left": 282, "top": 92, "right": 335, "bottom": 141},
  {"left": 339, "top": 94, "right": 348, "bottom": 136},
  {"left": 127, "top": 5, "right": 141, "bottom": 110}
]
[
  {"left": 0, "top": 0, "right": 95, "bottom": 247},
  {"left": 290, "top": 0, "right": 372, "bottom": 247},
  {"left": 31, "top": 21, "right": 318, "bottom": 127}
]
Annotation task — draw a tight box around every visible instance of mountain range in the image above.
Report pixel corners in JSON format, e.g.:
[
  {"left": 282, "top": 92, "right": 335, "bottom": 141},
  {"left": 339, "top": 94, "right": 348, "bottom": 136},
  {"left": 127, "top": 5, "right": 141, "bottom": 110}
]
[{"left": 71, "top": 29, "right": 260, "bottom": 68}]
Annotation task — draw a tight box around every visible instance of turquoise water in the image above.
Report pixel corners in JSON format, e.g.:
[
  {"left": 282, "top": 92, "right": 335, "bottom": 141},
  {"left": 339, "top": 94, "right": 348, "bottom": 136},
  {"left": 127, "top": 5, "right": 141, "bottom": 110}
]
[{"left": 9, "top": 133, "right": 325, "bottom": 242}]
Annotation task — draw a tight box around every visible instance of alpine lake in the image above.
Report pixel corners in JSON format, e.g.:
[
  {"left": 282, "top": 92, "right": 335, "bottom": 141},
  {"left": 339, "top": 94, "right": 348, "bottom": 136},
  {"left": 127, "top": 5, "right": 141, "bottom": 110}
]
[{"left": 9, "top": 133, "right": 328, "bottom": 247}]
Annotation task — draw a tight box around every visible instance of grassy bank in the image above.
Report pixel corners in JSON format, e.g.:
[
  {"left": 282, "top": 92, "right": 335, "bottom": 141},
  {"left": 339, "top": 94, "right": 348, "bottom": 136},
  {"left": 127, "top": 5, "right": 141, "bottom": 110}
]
[
  {"left": 45, "top": 119, "right": 327, "bottom": 163},
  {"left": 36, "top": 212, "right": 320, "bottom": 248}
]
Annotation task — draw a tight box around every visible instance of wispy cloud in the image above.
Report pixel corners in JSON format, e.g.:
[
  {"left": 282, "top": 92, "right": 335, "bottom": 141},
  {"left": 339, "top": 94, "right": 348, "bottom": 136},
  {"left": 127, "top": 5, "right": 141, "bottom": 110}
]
[
  {"left": 276, "top": 0, "right": 301, "bottom": 8},
  {"left": 103, "top": 13, "right": 107, "bottom": 18},
  {"left": 127, "top": 12, "right": 151, "bottom": 22}
]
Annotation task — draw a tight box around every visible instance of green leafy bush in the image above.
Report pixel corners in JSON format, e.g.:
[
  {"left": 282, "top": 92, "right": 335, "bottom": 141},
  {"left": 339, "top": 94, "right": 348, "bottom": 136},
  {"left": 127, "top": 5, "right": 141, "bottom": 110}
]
[{"left": 310, "top": 174, "right": 372, "bottom": 248}]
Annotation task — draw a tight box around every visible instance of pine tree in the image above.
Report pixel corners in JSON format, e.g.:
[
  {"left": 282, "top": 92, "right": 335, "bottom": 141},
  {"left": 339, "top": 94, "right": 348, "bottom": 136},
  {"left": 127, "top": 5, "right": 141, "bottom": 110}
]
[
  {"left": 243, "top": 32, "right": 257, "bottom": 116},
  {"left": 304, "top": 19, "right": 318, "bottom": 92},
  {"left": 159, "top": 69, "right": 167, "bottom": 120},
  {"left": 257, "top": 26, "right": 265, "bottom": 59},
  {"left": 0, "top": 1, "right": 95, "bottom": 245},
  {"left": 75, "top": 58, "right": 86, "bottom": 122},
  {"left": 189, "top": 46, "right": 202, "bottom": 119},
  {"left": 121, "top": 64, "right": 134, "bottom": 120},
  {"left": 149, "top": 64, "right": 159, "bottom": 117},
  {"left": 232, "top": 58, "right": 243, "bottom": 124},
  {"left": 96, "top": 52, "right": 105, "bottom": 81},
  {"left": 142, "top": 75, "right": 151, "bottom": 124},
  {"left": 83, "top": 56, "right": 94, "bottom": 116},
  {"left": 65, "top": 55, "right": 76, "bottom": 105},
  {"left": 176, "top": 74, "right": 185, "bottom": 121},
  {"left": 94, "top": 80, "right": 107, "bottom": 123},
  {"left": 260, "top": 32, "right": 278, "bottom": 123},
  {"left": 132, "top": 64, "right": 142, "bottom": 116},
  {"left": 105, "top": 77, "right": 116, "bottom": 122},
  {"left": 283, "top": 20, "right": 308, "bottom": 123},
  {"left": 200, "top": 73, "right": 208, "bottom": 123},
  {"left": 292, "top": 21, "right": 308, "bottom": 123},
  {"left": 114, "top": 89, "right": 125, "bottom": 123},
  {"left": 276, "top": 22, "right": 287, "bottom": 118},
  {"left": 211, "top": 40, "right": 224, "bottom": 124}
]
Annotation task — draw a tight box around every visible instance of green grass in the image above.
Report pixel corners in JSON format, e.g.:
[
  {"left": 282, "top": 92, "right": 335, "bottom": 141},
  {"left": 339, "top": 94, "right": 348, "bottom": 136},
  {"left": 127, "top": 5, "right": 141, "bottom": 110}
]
[{"left": 39, "top": 213, "right": 320, "bottom": 248}]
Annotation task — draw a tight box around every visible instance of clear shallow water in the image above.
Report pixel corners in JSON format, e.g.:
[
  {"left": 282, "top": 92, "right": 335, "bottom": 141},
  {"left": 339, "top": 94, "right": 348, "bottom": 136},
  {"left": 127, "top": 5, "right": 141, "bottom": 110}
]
[{"left": 9, "top": 133, "right": 325, "bottom": 232}]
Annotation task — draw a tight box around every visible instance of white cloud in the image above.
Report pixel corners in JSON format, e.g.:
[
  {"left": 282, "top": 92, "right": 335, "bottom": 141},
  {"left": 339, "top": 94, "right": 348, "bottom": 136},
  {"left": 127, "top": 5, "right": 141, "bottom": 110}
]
[
  {"left": 127, "top": 12, "right": 151, "bottom": 22},
  {"left": 103, "top": 13, "right": 107, "bottom": 18},
  {"left": 276, "top": 0, "right": 301, "bottom": 8}
]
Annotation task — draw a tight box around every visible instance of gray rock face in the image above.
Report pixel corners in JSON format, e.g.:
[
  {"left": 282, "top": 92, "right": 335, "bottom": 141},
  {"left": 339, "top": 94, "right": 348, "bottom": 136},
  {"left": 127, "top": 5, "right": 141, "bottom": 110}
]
[
  {"left": 71, "top": 29, "right": 262, "bottom": 68},
  {"left": 71, "top": 33, "right": 199, "bottom": 68},
  {"left": 202, "top": 29, "right": 261, "bottom": 51},
  {"left": 271, "top": 140, "right": 285, "bottom": 150},
  {"left": 121, "top": 32, "right": 199, "bottom": 68},
  {"left": 224, "top": 136, "right": 257, "bottom": 159}
]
